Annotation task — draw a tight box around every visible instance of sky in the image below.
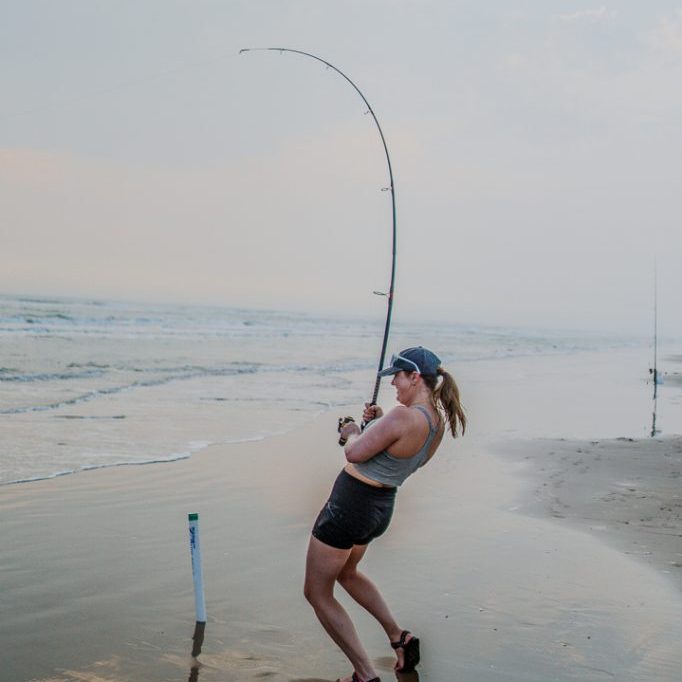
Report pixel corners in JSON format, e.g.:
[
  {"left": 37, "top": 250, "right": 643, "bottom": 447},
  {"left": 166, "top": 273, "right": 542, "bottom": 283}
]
[{"left": 1, "top": 1, "right": 681, "bottom": 336}]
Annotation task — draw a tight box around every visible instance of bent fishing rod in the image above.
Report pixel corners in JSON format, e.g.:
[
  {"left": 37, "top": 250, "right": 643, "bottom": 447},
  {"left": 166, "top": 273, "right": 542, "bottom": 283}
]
[{"left": 240, "top": 48, "right": 397, "bottom": 434}]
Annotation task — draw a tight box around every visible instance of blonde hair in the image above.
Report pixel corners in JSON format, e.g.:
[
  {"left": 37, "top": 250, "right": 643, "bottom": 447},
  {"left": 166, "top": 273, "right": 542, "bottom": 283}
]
[{"left": 423, "top": 367, "right": 466, "bottom": 437}]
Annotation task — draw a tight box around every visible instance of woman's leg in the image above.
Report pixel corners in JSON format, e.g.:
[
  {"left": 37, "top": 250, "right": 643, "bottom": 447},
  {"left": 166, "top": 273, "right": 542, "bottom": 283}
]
[
  {"left": 304, "top": 536, "right": 378, "bottom": 681},
  {"left": 337, "top": 544, "right": 402, "bottom": 639},
  {"left": 337, "top": 544, "right": 412, "bottom": 671}
]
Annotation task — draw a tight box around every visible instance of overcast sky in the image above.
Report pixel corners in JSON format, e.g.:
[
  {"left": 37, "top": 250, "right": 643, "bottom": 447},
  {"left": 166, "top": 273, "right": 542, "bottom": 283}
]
[{"left": 1, "top": 1, "right": 680, "bottom": 336}]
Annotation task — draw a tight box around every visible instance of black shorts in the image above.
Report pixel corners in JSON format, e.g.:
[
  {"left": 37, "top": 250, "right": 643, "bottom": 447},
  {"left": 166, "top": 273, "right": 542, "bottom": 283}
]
[{"left": 312, "top": 470, "right": 397, "bottom": 550}]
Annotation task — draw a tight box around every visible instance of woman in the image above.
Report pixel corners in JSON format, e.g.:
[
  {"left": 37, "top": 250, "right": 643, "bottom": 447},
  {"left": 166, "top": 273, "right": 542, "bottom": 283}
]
[{"left": 304, "top": 346, "right": 466, "bottom": 682}]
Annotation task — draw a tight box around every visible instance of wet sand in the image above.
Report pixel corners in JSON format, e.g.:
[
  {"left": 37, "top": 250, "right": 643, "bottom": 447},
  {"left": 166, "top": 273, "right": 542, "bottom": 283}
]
[
  {"left": 2, "top": 411, "right": 682, "bottom": 682},
  {"left": 498, "top": 436, "right": 682, "bottom": 587}
]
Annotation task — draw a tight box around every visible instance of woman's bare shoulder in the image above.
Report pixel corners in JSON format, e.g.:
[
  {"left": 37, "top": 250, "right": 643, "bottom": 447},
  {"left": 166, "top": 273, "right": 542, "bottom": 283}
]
[
  {"left": 383, "top": 404, "right": 415, "bottom": 426},
  {"left": 385, "top": 404, "right": 431, "bottom": 434}
]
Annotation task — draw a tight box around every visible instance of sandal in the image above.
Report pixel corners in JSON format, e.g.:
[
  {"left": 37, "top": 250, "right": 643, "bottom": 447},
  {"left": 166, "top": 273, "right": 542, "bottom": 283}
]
[
  {"left": 335, "top": 675, "right": 380, "bottom": 682},
  {"left": 391, "top": 630, "right": 420, "bottom": 672}
]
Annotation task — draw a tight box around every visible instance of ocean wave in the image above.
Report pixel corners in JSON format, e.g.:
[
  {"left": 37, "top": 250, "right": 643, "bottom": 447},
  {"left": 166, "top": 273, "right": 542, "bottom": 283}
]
[
  {"left": 0, "top": 297, "right": 387, "bottom": 341},
  {"left": 0, "top": 364, "right": 267, "bottom": 415},
  {"left": 0, "top": 430, "right": 301, "bottom": 486},
  {"left": 16, "top": 296, "right": 66, "bottom": 305},
  {"left": 53, "top": 414, "right": 127, "bottom": 420},
  {"left": 5, "top": 469, "right": 78, "bottom": 485},
  {"left": 0, "top": 294, "right": 655, "bottom": 488},
  {"left": 0, "top": 398, "right": 333, "bottom": 486},
  {"left": 0, "top": 377, "right": 181, "bottom": 415},
  {"left": 3, "top": 452, "right": 194, "bottom": 486},
  {"left": 0, "top": 369, "right": 106, "bottom": 383},
  {"left": 0, "top": 312, "right": 74, "bottom": 324},
  {"left": 27, "top": 313, "right": 74, "bottom": 322}
]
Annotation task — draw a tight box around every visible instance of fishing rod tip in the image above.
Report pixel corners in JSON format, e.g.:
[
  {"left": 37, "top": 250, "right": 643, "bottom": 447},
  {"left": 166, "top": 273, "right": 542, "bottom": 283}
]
[{"left": 239, "top": 47, "right": 283, "bottom": 55}]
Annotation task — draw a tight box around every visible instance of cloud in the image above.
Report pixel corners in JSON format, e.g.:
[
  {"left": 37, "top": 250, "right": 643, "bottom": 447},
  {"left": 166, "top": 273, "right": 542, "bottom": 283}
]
[
  {"left": 644, "top": 9, "right": 682, "bottom": 54},
  {"left": 557, "top": 7, "right": 615, "bottom": 24}
]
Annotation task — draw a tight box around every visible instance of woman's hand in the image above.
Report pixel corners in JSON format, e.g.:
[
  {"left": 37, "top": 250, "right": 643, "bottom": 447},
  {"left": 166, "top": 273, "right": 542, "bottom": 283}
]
[
  {"left": 339, "top": 420, "right": 361, "bottom": 443},
  {"left": 363, "top": 402, "right": 383, "bottom": 422}
]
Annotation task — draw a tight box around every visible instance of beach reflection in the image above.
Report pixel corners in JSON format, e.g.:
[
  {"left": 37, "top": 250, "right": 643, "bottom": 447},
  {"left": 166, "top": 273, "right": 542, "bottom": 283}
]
[
  {"left": 189, "top": 621, "right": 206, "bottom": 681},
  {"left": 374, "top": 655, "right": 420, "bottom": 682},
  {"left": 188, "top": 662, "right": 200, "bottom": 682}
]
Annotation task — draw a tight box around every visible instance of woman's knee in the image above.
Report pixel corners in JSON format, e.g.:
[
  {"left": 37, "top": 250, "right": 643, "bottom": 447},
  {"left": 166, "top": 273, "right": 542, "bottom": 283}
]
[
  {"left": 337, "top": 565, "right": 358, "bottom": 588},
  {"left": 304, "top": 573, "right": 332, "bottom": 607},
  {"left": 304, "top": 535, "right": 352, "bottom": 606},
  {"left": 303, "top": 577, "right": 316, "bottom": 604}
]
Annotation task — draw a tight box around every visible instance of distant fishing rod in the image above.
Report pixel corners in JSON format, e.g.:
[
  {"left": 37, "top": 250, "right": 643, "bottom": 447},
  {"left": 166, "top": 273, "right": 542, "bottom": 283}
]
[
  {"left": 240, "top": 48, "right": 397, "bottom": 430},
  {"left": 650, "top": 258, "right": 659, "bottom": 437}
]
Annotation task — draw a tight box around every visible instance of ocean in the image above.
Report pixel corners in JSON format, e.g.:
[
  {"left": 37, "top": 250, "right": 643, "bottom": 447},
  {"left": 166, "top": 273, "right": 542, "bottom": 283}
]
[{"left": 0, "top": 294, "right": 663, "bottom": 486}]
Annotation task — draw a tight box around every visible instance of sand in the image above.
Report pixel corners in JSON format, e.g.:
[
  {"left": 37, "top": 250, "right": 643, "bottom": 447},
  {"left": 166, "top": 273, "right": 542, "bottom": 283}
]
[
  {"left": 498, "top": 436, "right": 682, "bottom": 586},
  {"left": 2, "top": 409, "right": 682, "bottom": 682}
]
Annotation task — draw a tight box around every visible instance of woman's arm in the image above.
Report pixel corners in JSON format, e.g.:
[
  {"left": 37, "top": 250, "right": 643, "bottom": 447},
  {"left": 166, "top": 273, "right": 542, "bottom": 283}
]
[{"left": 342, "top": 406, "right": 410, "bottom": 463}]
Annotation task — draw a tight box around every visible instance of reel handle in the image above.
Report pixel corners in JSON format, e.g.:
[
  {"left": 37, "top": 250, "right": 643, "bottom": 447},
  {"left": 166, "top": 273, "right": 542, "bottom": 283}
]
[{"left": 337, "top": 416, "right": 355, "bottom": 446}]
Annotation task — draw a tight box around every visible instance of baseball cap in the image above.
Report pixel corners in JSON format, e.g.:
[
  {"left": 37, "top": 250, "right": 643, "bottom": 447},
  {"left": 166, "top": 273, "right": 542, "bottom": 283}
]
[{"left": 378, "top": 346, "right": 441, "bottom": 377}]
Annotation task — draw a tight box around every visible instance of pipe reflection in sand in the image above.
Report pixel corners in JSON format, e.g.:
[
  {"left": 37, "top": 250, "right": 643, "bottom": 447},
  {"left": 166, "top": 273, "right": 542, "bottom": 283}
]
[{"left": 189, "top": 621, "right": 206, "bottom": 681}]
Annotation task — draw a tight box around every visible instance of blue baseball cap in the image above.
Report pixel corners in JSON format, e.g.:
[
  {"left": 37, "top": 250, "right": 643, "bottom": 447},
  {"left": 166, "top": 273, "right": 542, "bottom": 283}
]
[{"left": 378, "top": 346, "right": 441, "bottom": 377}]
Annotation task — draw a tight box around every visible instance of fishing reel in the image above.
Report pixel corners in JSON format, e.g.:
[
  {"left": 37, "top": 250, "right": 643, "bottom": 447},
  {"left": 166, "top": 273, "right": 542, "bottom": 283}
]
[{"left": 337, "top": 416, "right": 355, "bottom": 446}]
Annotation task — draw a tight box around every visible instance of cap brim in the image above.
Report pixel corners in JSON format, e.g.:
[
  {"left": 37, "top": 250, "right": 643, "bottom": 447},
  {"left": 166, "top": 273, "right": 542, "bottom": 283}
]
[{"left": 377, "top": 366, "right": 400, "bottom": 377}]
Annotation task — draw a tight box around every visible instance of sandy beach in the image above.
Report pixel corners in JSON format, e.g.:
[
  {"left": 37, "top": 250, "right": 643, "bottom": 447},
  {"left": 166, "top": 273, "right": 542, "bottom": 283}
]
[
  {"left": 2, "top": 408, "right": 682, "bottom": 682},
  {"left": 499, "top": 435, "right": 682, "bottom": 587}
]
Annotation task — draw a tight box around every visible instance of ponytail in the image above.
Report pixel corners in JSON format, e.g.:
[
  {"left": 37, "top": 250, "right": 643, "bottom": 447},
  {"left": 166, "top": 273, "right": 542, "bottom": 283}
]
[{"left": 424, "top": 367, "right": 466, "bottom": 438}]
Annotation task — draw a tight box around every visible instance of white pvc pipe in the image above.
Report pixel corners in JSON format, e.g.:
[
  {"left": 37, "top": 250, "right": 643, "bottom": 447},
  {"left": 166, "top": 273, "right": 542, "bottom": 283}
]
[{"left": 188, "top": 513, "right": 207, "bottom": 623}]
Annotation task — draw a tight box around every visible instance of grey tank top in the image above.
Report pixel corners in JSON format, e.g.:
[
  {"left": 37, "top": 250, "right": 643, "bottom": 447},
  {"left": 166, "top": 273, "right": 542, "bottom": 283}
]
[{"left": 353, "top": 405, "right": 439, "bottom": 487}]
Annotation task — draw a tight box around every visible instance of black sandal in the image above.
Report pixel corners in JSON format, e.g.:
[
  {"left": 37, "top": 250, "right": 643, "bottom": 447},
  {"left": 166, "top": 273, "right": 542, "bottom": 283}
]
[
  {"left": 336, "top": 674, "right": 380, "bottom": 682},
  {"left": 391, "top": 630, "right": 420, "bottom": 672}
]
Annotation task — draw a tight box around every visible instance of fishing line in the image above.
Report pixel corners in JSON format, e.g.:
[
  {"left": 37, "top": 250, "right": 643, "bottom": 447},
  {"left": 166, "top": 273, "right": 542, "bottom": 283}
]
[{"left": 240, "top": 47, "right": 397, "bottom": 423}]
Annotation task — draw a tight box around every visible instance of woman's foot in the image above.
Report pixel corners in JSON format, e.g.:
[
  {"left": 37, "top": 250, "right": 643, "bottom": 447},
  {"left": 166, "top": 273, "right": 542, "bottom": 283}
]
[
  {"left": 390, "top": 630, "right": 420, "bottom": 672},
  {"left": 336, "top": 674, "right": 380, "bottom": 682}
]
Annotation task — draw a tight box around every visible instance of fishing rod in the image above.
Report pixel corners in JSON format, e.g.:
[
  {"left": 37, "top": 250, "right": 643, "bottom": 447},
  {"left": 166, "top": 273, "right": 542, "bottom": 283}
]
[{"left": 240, "top": 48, "right": 397, "bottom": 435}]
